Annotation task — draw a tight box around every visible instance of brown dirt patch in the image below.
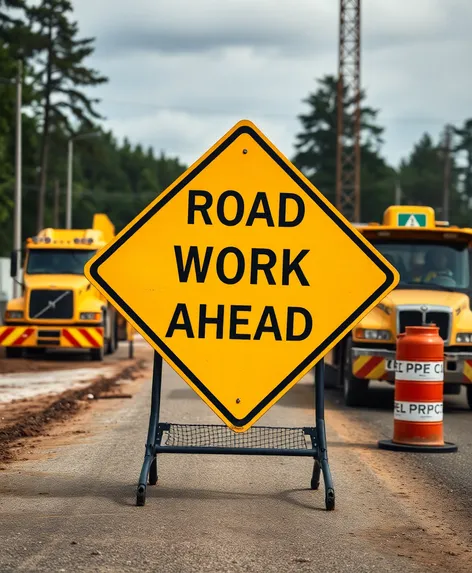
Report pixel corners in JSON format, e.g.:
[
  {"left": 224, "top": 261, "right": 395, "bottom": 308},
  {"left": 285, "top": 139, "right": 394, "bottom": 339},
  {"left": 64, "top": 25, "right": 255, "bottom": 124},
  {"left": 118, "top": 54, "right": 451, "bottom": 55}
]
[{"left": 0, "top": 359, "right": 148, "bottom": 467}]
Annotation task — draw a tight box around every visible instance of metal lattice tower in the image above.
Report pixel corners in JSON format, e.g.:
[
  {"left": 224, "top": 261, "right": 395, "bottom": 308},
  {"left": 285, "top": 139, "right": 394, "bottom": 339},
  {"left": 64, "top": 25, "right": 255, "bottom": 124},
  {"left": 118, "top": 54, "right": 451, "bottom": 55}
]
[{"left": 335, "top": 0, "right": 361, "bottom": 222}]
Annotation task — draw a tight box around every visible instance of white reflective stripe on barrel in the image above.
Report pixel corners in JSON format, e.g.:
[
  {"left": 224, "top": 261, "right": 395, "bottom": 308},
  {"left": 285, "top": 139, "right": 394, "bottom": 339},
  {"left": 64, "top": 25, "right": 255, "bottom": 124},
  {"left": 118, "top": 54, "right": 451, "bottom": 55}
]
[
  {"left": 395, "top": 360, "right": 443, "bottom": 381},
  {"left": 394, "top": 401, "right": 443, "bottom": 422}
]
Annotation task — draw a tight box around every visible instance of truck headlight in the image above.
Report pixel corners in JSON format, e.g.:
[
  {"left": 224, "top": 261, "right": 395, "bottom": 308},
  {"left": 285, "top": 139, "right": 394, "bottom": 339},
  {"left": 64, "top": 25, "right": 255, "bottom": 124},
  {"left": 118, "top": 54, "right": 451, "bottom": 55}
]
[
  {"left": 355, "top": 328, "right": 392, "bottom": 341},
  {"left": 456, "top": 333, "right": 472, "bottom": 343},
  {"left": 80, "top": 312, "right": 101, "bottom": 321},
  {"left": 5, "top": 310, "right": 23, "bottom": 319}
]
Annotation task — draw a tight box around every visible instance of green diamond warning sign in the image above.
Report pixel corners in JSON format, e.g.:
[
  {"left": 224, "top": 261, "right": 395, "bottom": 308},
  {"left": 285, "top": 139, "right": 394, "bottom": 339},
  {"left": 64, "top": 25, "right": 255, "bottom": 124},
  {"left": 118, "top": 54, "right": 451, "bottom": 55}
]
[{"left": 397, "top": 213, "right": 427, "bottom": 227}]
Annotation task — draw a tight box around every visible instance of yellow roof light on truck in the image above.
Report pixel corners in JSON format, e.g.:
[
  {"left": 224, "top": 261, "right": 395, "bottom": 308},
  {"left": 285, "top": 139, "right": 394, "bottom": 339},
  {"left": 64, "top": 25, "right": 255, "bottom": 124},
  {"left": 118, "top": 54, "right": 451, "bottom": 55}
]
[{"left": 383, "top": 205, "right": 435, "bottom": 229}]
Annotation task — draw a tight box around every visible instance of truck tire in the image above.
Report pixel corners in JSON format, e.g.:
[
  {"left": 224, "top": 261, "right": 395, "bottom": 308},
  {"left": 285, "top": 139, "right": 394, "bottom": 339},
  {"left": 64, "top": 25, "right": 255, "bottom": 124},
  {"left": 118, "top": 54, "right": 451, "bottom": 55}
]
[
  {"left": 443, "top": 384, "right": 461, "bottom": 395},
  {"left": 342, "top": 338, "right": 369, "bottom": 407},
  {"left": 92, "top": 314, "right": 107, "bottom": 361},
  {"left": 113, "top": 316, "right": 119, "bottom": 352},
  {"left": 466, "top": 385, "right": 472, "bottom": 410},
  {"left": 5, "top": 347, "right": 23, "bottom": 359},
  {"left": 90, "top": 345, "right": 105, "bottom": 361},
  {"left": 324, "top": 344, "right": 342, "bottom": 389},
  {"left": 106, "top": 312, "right": 117, "bottom": 355},
  {"left": 104, "top": 310, "right": 111, "bottom": 355}
]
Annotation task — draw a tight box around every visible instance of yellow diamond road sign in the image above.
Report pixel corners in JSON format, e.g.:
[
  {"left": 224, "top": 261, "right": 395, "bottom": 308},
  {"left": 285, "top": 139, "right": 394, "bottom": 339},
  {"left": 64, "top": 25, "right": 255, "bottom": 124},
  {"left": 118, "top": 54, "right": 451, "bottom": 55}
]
[{"left": 85, "top": 120, "right": 399, "bottom": 432}]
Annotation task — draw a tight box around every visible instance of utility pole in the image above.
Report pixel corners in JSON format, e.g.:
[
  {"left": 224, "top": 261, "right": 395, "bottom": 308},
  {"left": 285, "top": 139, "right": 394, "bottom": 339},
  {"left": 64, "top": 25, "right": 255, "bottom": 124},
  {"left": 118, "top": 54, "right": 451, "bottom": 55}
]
[
  {"left": 442, "top": 124, "right": 453, "bottom": 221},
  {"left": 13, "top": 58, "right": 22, "bottom": 298},
  {"left": 66, "top": 131, "right": 99, "bottom": 229},
  {"left": 394, "top": 179, "right": 402, "bottom": 205},
  {"left": 66, "top": 138, "right": 73, "bottom": 229},
  {"left": 336, "top": 0, "right": 361, "bottom": 223}
]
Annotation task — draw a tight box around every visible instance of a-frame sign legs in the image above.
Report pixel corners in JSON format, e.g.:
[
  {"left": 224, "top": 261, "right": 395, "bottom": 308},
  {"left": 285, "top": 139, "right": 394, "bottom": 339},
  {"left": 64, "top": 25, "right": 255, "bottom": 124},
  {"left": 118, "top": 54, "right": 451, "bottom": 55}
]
[
  {"left": 136, "top": 352, "right": 335, "bottom": 510},
  {"left": 137, "top": 352, "right": 163, "bottom": 506},
  {"left": 313, "top": 360, "right": 335, "bottom": 510}
]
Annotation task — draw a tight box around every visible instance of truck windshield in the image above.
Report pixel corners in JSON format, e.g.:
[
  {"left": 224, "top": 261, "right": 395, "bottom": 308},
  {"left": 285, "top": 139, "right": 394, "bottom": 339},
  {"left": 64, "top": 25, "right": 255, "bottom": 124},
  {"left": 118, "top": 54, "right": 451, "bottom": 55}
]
[
  {"left": 26, "top": 249, "right": 96, "bottom": 275},
  {"left": 371, "top": 240, "right": 471, "bottom": 291}
]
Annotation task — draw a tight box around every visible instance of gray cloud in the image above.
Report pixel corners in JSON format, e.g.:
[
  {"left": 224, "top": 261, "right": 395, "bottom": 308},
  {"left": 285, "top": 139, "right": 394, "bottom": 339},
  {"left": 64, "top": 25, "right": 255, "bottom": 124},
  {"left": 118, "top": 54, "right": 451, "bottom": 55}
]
[
  {"left": 72, "top": 0, "right": 472, "bottom": 169},
  {"left": 100, "top": 21, "right": 330, "bottom": 57},
  {"left": 78, "top": 0, "right": 334, "bottom": 57},
  {"left": 82, "top": 0, "right": 472, "bottom": 57}
]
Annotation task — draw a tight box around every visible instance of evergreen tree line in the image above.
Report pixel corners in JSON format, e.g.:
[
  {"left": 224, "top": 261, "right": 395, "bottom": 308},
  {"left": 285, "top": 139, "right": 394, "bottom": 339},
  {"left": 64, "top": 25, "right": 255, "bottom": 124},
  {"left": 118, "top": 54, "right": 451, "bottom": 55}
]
[
  {"left": 0, "top": 0, "right": 186, "bottom": 255},
  {"left": 1, "top": 1, "right": 471, "bottom": 258},
  {"left": 293, "top": 76, "right": 472, "bottom": 225}
]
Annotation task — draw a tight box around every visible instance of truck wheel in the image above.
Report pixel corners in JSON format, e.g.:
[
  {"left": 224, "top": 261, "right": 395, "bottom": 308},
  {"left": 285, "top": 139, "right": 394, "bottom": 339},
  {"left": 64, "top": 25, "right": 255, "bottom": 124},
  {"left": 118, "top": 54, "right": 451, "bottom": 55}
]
[
  {"left": 106, "top": 313, "right": 117, "bottom": 355},
  {"left": 321, "top": 345, "right": 340, "bottom": 389},
  {"left": 113, "top": 316, "right": 119, "bottom": 352},
  {"left": 92, "top": 313, "right": 106, "bottom": 361},
  {"left": 444, "top": 384, "right": 461, "bottom": 395},
  {"left": 104, "top": 311, "right": 111, "bottom": 355},
  {"left": 90, "top": 345, "right": 104, "bottom": 361},
  {"left": 342, "top": 338, "right": 369, "bottom": 407},
  {"left": 5, "top": 347, "right": 23, "bottom": 359},
  {"left": 466, "top": 386, "right": 472, "bottom": 410}
]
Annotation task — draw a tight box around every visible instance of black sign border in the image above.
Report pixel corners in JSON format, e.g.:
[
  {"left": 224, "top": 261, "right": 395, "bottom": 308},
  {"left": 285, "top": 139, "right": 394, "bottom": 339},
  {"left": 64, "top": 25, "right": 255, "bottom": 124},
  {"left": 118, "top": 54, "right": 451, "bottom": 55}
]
[{"left": 89, "top": 125, "right": 396, "bottom": 427}]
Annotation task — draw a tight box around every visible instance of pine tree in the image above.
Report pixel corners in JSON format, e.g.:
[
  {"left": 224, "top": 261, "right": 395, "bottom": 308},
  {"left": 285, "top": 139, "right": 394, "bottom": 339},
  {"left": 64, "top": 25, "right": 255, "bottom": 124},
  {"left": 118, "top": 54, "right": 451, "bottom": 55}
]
[
  {"left": 0, "top": 0, "right": 26, "bottom": 33},
  {"left": 293, "top": 76, "right": 339, "bottom": 200},
  {"left": 398, "top": 131, "right": 471, "bottom": 224},
  {"left": 0, "top": 43, "right": 16, "bottom": 239},
  {"left": 27, "top": 0, "right": 107, "bottom": 231},
  {"left": 293, "top": 75, "right": 393, "bottom": 221},
  {"left": 0, "top": 0, "right": 39, "bottom": 249},
  {"left": 399, "top": 134, "right": 445, "bottom": 210},
  {"left": 454, "top": 119, "right": 472, "bottom": 201}
]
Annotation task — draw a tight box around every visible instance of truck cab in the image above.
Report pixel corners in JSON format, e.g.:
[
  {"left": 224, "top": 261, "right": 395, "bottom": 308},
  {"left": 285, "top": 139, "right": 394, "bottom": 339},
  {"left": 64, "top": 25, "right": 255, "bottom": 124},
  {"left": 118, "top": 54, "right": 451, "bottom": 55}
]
[
  {"left": 0, "top": 214, "right": 125, "bottom": 361},
  {"left": 334, "top": 206, "right": 472, "bottom": 409}
]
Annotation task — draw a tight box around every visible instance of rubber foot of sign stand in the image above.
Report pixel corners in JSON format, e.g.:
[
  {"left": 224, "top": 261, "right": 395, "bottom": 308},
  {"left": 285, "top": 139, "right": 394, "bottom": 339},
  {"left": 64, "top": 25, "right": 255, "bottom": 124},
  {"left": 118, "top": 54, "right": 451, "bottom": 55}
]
[
  {"left": 378, "top": 439, "right": 458, "bottom": 453},
  {"left": 136, "top": 484, "right": 146, "bottom": 506}
]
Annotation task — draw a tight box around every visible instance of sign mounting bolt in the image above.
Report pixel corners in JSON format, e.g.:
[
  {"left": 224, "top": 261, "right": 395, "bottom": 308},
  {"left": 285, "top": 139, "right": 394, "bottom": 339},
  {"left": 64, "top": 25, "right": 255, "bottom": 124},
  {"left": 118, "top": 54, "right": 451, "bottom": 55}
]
[
  {"left": 242, "top": 149, "right": 248, "bottom": 154},
  {"left": 236, "top": 398, "right": 241, "bottom": 403}
]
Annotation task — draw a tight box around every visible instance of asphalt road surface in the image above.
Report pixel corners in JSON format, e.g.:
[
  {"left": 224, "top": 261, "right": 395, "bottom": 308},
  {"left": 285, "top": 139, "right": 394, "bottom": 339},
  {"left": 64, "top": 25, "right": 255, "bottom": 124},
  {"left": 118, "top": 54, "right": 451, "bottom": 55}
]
[
  {"left": 326, "top": 379, "right": 472, "bottom": 531},
  {"left": 1, "top": 356, "right": 471, "bottom": 573}
]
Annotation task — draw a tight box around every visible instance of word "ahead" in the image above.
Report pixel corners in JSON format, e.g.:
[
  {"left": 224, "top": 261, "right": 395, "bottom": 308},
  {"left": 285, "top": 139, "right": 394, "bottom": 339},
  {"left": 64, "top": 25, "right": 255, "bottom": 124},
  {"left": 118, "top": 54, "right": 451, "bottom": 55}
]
[{"left": 165, "top": 190, "right": 313, "bottom": 342}]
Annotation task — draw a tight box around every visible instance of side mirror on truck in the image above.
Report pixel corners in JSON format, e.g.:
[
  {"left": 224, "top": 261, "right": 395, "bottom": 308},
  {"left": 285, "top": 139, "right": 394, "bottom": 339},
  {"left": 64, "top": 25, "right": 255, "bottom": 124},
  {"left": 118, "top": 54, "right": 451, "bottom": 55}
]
[{"left": 10, "top": 250, "right": 18, "bottom": 279}]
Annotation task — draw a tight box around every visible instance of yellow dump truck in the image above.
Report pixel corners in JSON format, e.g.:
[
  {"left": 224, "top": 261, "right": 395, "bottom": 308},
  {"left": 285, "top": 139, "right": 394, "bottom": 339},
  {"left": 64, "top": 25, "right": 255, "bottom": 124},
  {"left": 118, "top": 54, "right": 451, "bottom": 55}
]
[
  {"left": 0, "top": 214, "right": 127, "bottom": 361},
  {"left": 332, "top": 205, "right": 472, "bottom": 409}
]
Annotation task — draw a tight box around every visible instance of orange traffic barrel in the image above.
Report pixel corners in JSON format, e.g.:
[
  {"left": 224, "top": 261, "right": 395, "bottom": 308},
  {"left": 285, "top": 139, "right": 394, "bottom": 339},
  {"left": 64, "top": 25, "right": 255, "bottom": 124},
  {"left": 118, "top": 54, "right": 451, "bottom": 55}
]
[{"left": 379, "top": 325, "right": 457, "bottom": 453}]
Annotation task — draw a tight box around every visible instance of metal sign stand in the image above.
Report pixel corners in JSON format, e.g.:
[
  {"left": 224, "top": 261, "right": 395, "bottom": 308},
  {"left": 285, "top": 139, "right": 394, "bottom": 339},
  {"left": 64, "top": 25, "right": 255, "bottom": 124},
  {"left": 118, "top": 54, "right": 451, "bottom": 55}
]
[{"left": 136, "top": 352, "right": 335, "bottom": 510}]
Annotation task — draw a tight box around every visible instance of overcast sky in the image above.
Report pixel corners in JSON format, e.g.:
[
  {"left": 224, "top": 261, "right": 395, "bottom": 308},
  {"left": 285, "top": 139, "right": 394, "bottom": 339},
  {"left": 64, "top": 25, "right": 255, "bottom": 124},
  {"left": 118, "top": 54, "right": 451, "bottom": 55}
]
[{"left": 73, "top": 0, "right": 472, "bottom": 169}]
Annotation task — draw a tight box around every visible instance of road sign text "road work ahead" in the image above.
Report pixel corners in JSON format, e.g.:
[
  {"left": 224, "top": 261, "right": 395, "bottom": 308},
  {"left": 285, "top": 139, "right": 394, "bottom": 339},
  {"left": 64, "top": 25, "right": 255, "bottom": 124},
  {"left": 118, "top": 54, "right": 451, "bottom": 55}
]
[
  {"left": 85, "top": 120, "right": 399, "bottom": 431},
  {"left": 168, "top": 190, "right": 312, "bottom": 343}
]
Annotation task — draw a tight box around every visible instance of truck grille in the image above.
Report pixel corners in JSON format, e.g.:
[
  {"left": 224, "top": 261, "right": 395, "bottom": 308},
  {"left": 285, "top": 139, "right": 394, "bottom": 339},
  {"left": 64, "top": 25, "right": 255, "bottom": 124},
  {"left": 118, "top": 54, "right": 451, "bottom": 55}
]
[
  {"left": 398, "top": 310, "right": 450, "bottom": 342},
  {"left": 29, "top": 290, "right": 73, "bottom": 320}
]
